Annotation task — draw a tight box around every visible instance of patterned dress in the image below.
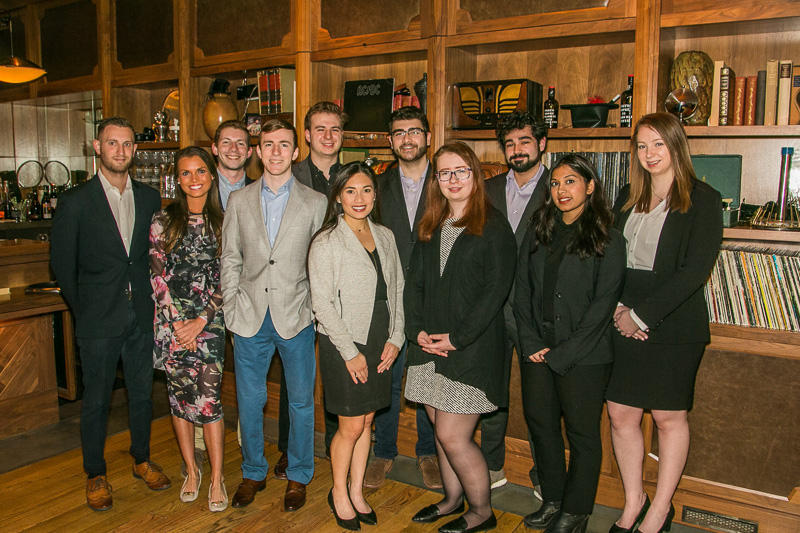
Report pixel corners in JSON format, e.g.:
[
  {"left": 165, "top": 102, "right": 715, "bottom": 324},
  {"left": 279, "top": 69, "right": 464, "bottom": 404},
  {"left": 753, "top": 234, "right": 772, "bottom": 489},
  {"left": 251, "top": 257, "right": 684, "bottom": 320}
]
[{"left": 149, "top": 211, "right": 225, "bottom": 424}]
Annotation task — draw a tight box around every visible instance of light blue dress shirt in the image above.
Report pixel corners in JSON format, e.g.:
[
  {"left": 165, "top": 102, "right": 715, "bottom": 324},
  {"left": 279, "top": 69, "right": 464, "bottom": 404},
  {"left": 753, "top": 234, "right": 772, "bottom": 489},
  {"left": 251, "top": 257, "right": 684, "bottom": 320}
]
[
  {"left": 505, "top": 165, "right": 545, "bottom": 232},
  {"left": 261, "top": 176, "right": 294, "bottom": 247},
  {"left": 218, "top": 171, "right": 248, "bottom": 211},
  {"left": 399, "top": 160, "right": 429, "bottom": 229}
]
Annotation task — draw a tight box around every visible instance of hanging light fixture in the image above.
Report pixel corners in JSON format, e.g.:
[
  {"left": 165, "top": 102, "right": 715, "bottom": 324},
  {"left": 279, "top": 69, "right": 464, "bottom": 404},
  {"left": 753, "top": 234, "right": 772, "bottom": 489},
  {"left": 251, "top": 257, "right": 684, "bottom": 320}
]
[{"left": 0, "top": 11, "right": 46, "bottom": 84}]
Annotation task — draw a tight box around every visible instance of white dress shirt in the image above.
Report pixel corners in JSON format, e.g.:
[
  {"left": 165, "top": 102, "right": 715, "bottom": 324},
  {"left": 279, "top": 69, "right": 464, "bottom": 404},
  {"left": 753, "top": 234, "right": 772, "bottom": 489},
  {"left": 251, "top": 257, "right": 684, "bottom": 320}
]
[{"left": 97, "top": 169, "right": 135, "bottom": 255}]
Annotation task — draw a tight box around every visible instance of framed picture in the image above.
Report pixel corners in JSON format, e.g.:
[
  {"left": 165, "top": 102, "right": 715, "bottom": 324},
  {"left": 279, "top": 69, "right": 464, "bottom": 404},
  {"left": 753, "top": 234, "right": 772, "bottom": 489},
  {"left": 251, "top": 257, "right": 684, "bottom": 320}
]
[{"left": 244, "top": 113, "right": 262, "bottom": 135}]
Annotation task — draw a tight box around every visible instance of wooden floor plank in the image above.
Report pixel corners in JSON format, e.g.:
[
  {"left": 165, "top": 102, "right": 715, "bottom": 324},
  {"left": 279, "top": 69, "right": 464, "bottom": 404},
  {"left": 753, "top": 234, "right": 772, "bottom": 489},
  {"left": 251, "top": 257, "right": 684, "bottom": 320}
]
[{"left": 3, "top": 417, "right": 525, "bottom": 532}]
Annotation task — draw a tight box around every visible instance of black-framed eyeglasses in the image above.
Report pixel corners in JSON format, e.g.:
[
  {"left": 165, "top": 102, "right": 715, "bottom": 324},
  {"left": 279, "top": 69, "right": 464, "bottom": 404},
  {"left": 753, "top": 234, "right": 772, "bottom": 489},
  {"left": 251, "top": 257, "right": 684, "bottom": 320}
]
[
  {"left": 435, "top": 168, "right": 472, "bottom": 182},
  {"left": 390, "top": 128, "right": 426, "bottom": 139}
]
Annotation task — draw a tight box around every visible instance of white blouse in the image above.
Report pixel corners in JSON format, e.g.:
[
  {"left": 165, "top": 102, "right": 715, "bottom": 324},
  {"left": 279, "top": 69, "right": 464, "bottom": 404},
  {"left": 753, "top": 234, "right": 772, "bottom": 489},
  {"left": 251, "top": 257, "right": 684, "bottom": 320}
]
[{"left": 623, "top": 199, "right": 669, "bottom": 271}]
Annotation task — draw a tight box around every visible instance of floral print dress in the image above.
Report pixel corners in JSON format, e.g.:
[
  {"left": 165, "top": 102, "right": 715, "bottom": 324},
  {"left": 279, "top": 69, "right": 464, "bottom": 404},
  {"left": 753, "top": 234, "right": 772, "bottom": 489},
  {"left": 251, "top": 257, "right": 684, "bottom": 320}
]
[{"left": 150, "top": 211, "right": 225, "bottom": 424}]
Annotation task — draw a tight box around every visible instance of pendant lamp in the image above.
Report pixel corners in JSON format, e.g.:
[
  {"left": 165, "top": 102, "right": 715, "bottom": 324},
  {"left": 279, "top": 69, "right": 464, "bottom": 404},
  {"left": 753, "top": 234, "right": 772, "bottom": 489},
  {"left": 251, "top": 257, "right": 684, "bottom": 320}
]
[{"left": 0, "top": 12, "right": 46, "bottom": 84}]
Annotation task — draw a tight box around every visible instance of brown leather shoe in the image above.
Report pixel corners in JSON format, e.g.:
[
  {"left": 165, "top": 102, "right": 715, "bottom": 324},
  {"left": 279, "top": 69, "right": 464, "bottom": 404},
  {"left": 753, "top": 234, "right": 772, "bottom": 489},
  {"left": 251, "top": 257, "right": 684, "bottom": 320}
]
[
  {"left": 132, "top": 461, "right": 171, "bottom": 491},
  {"left": 273, "top": 452, "right": 289, "bottom": 480},
  {"left": 231, "top": 477, "right": 267, "bottom": 508},
  {"left": 417, "top": 455, "right": 443, "bottom": 489},
  {"left": 86, "top": 475, "right": 112, "bottom": 511},
  {"left": 364, "top": 457, "right": 393, "bottom": 488},
  {"left": 284, "top": 480, "right": 307, "bottom": 511}
]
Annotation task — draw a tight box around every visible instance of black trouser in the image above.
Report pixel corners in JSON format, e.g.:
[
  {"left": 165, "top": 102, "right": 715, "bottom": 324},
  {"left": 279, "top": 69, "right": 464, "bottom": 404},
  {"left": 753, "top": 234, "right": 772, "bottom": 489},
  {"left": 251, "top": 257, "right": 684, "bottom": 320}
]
[
  {"left": 78, "top": 301, "right": 154, "bottom": 477},
  {"left": 521, "top": 356, "right": 611, "bottom": 514},
  {"left": 278, "top": 370, "right": 338, "bottom": 452}
]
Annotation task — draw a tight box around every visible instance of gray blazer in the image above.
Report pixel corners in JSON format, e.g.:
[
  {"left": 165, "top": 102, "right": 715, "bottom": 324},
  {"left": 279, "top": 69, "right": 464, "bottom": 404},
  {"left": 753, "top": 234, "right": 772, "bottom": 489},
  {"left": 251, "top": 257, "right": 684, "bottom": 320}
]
[
  {"left": 308, "top": 216, "right": 405, "bottom": 361},
  {"left": 220, "top": 176, "right": 327, "bottom": 339}
]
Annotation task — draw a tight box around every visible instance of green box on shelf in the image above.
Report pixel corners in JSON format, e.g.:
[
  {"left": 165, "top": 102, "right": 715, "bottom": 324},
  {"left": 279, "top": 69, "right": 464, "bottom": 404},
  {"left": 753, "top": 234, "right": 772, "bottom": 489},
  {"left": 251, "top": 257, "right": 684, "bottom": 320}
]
[{"left": 691, "top": 154, "right": 742, "bottom": 207}]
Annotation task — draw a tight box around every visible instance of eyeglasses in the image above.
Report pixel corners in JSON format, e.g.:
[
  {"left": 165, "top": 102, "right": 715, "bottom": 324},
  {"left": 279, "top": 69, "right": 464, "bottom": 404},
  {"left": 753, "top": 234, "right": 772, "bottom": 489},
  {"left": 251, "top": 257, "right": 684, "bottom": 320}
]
[
  {"left": 435, "top": 168, "right": 472, "bottom": 182},
  {"left": 390, "top": 128, "right": 426, "bottom": 139}
]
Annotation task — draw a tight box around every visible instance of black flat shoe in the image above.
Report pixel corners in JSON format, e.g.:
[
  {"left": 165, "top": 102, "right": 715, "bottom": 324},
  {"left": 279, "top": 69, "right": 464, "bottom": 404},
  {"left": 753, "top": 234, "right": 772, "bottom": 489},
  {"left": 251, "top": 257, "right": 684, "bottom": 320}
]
[
  {"left": 412, "top": 500, "right": 466, "bottom": 523},
  {"left": 438, "top": 513, "right": 497, "bottom": 533},
  {"left": 544, "top": 512, "right": 589, "bottom": 533},
  {"left": 523, "top": 501, "right": 562, "bottom": 529},
  {"left": 635, "top": 504, "right": 675, "bottom": 533},
  {"left": 328, "top": 489, "right": 360, "bottom": 531},
  {"left": 355, "top": 507, "right": 377, "bottom": 526},
  {"left": 610, "top": 494, "right": 651, "bottom": 533}
]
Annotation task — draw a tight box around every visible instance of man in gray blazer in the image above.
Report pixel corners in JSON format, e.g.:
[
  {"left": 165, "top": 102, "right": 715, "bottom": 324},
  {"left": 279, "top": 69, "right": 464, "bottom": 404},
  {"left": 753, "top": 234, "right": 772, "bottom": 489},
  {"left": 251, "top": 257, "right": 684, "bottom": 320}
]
[
  {"left": 483, "top": 111, "right": 550, "bottom": 494},
  {"left": 221, "top": 119, "right": 326, "bottom": 512}
]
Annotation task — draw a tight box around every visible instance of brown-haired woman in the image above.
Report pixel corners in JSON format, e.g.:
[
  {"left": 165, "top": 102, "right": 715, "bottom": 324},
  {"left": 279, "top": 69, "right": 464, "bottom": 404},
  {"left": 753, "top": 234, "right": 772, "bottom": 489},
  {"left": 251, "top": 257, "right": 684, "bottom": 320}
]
[
  {"left": 404, "top": 142, "right": 517, "bottom": 533},
  {"left": 150, "top": 146, "right": 228, "bottom": 511},
  {"left": 606, "top": 113, "right": 722, "bottom": 533}
]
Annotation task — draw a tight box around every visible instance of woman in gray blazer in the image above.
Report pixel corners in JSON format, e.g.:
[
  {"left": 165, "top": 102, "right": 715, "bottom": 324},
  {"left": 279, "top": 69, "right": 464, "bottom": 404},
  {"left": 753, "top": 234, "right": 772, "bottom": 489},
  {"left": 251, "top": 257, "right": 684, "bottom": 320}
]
[{"left": 308, "top": 161, "right": 405, "bottom": 530}]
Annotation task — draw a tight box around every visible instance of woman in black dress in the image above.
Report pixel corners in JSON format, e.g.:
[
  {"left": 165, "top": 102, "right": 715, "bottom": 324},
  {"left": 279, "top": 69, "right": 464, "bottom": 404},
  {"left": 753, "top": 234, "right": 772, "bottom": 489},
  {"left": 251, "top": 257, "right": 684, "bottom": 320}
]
[
  {"left": 308, "top": 162, "right": 405, "bottom": 530},
  {"left": 150, "top": 146, "right": 227, "bottom": 511},
  {"left": 606, "top": 113, "right": 722, "bottom": 533},
  {"left": 404, "top": 142, "right": 517, "bottom": 533},
  {"left": 514, "top": 154, "right": 626, "bottom": 533}
]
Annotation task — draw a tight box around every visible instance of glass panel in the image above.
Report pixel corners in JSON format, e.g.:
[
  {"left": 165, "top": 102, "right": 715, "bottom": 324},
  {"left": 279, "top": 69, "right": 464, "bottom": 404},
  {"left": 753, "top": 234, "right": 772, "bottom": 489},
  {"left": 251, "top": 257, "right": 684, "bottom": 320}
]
[
  {"left": 196, "top": 0, "right": 290, "bottom": 57},
  {"left": 460, "top": 0, "right": 609, "bottom": 21},
  {"left": 321, "top": 0, "right": 419, "bottom": 39},
  {"left": 115, "top": 0, "right": 174, "bottom": 69},
  {"left": 40, "top": 0, "right": 98, "bottom": 82}
]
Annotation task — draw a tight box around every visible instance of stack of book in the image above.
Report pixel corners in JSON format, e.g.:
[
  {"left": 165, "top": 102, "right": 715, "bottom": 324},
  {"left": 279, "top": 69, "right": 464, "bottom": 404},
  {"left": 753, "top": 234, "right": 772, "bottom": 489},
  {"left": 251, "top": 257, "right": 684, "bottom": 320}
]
[
  {"left": 258, "top": 68, "right": 295, "bottom": 117},
  {"left": 544, "top": 151, "right": 631, "bottom": 203},
  {"left": 708, "top": 59, "right": 799, "bottom": 126},
  {"left": 705, "top": 245, "right": 800, "bottom": 331}
]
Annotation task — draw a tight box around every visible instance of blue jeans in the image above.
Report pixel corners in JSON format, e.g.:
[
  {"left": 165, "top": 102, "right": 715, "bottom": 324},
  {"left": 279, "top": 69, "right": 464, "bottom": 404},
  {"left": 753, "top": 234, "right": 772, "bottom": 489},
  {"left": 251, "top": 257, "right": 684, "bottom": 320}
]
[
  {"left": 78, "top": 301, "right": 154, "bottom": 477},
  {"left": 372, "top": 342, "right": 436, "bottom": 459},
  {"left": 234, "top": 310, "right": 315, "bottom": 484}
]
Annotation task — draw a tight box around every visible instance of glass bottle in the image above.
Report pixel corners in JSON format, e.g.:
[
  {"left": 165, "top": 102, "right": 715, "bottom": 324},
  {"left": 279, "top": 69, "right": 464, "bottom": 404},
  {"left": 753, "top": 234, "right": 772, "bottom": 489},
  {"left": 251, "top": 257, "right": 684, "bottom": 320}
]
[
  {"left": 41, "top": 186, "right": 52, "bottom": 220},
  {"left": 620, "top": 75, "right": 634, "bottom": 128},
  {"left": 543, "top": 86, "right": 559, "bottom": 129},
  {"left": 29, "top": 189, "right": 42, "bottom": 221}
]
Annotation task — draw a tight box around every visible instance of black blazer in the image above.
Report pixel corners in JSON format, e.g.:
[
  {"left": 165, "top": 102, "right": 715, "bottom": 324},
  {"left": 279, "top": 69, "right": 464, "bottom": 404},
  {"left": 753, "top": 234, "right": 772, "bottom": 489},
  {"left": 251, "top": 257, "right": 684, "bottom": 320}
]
[
  {"left": 404, "top": 208, "right": 517, "bottom": 407},
  {"left": 377, "top": 163, "right": 433, "bottom": 274},
  {"left": 613, "top": 180, "right": 722, "bottom": 343},
  {"left": 484, "top": 167, "right": 550, "bottom": 353},
  {"left": 513, "top": 224, "right": 627, "bottom": 375},
  {"left": 50, "top": 176, "right": 162, "bottom": 338}
]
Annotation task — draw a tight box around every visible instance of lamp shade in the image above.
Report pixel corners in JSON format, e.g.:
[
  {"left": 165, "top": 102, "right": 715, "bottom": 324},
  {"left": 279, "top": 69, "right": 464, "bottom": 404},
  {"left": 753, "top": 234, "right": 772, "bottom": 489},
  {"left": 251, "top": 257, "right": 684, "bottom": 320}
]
[{"left": 0, "top": 56, "right": 46, "bottom": 83}]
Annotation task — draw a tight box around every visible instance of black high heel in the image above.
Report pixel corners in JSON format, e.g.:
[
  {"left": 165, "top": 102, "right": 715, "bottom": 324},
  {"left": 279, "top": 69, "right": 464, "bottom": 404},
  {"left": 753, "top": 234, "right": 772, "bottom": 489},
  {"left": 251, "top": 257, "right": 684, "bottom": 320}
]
[
  {"left": 635, "top": 503, "right": 675, "bottom": 533},
  {"left": 347, "top": 482, "right": 377, "bottom": 525},
  {"left": 609, "top": 494, "right": 650, "bottom": 533},
  {"left": 328, "top": 489, "right": 360, "bottom": 531}
]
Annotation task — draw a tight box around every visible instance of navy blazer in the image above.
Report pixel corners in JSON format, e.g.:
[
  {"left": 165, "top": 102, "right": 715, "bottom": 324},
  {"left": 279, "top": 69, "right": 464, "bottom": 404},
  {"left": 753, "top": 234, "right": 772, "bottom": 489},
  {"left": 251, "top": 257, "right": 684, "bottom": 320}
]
[
  {"left": 613, "top": 180, "right": 723, "bottom": 343},
  {"left": 51, "top": 175, "right": 162, "bottom": 338}
]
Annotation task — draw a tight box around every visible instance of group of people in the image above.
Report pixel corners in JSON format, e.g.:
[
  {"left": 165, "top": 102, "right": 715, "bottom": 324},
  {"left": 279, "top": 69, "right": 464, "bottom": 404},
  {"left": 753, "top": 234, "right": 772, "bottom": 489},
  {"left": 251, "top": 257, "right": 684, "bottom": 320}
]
[{"left": 50, "top": 101, "right": 722, "bottom": 533}]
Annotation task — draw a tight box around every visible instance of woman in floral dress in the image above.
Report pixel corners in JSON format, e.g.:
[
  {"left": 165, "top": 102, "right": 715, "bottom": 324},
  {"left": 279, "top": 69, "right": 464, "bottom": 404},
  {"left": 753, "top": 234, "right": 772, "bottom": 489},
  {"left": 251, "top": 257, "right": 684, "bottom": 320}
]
[{"left": 150, "top": 146, "right": 227, "bottom": 511}]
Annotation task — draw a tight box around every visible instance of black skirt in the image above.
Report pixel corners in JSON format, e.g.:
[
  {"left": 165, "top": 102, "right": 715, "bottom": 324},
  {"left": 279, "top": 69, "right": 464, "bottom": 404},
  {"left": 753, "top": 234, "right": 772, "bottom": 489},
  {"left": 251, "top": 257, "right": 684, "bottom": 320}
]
[{"left": 319, "top": 300, "right": 392, "bottom": 416}]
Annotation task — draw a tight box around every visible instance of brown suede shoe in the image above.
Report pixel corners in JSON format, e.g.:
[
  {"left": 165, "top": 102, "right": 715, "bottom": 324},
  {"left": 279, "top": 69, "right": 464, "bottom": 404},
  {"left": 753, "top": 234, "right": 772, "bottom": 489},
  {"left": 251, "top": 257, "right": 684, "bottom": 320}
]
[
  {"left": 363, "top": 457, "right": 393, "bottom": 488},
  {"left": 231, "top": 477, "right": 267, "bottom": 508},
  {"left": 132, "top": 461, "right": 171, "bottom": 491},
  {"left": 417, "top": 455, "right": 443, "bottom": 489},
  {"left": 86, "top": 475, "right": 112, "bottom": 511},
  {"left": 273, "top": 452, "right": 289, "bottom": 480},
  {"left": 284, "top": 480, "right": 307, "bottom": 511}
]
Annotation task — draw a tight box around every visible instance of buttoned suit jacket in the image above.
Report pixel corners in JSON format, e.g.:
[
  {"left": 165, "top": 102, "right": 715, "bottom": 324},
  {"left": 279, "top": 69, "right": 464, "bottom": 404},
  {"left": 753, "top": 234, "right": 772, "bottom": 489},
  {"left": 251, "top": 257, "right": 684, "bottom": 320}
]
[
  {"left": 220, "top": 176, "right": 327, "bottom": 339},
  {"left": 50, "top": 175, "right": 162, "bottom": 338}
]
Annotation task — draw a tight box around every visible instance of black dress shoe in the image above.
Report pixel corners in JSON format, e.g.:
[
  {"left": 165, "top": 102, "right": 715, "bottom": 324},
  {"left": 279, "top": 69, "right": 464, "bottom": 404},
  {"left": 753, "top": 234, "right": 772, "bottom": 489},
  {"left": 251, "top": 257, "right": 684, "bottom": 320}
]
[
  {"left": 635, "top": 503, "right": 675, "bottom": 533},
  {"left": 523, "top": 501, "right": 562, "bottom": 529},
  {"left": 609, "top": 494, "right": 650, "bottom": 533},
  {"left": 412, "top": 500, "right": 466, "bottom": 523},
  {"left": 328, "top": 489, "right": 360, "bottom": 531},
  {"left": 355, "top": 506, "right": 377, "bottom": 526},
  {"left": 438, "top": 513, "right": 497, "bottom": 533},
  {"left": 545, "top": 512, "right": 589, "bottom": 533}
]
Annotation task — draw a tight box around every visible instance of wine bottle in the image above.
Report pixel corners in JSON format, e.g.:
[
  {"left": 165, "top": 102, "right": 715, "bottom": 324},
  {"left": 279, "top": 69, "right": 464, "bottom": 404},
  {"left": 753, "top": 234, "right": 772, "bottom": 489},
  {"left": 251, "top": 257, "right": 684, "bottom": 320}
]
[
  {"left": 620, "top": 75, "right": 634, "bottom": 128},
  {"left": 29, "top": 189, "right": 42, "bottom": 221},
  {"left": 42, "top": 186, "right": 52, "bottom": 220},
  {"left": 543, "top": 86, "right": 559, "bottom": 129}
]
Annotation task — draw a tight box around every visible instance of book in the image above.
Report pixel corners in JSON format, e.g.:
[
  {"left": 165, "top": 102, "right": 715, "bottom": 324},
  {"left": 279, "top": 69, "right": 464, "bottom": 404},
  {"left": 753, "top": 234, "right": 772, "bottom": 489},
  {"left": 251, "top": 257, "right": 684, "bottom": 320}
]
[
  {"left": 719, "top": 66, "right": 735, "bottom": 125},
  {"left": 755, "top": 70, "right": 767, "bottom": 125},
  {"left": 709, "top": 60, "right": 725, "bottom": 126},
  {"left": 744, "top": 76, "right": 758, "bottom": 126},
  {"left": 764, "top": 59, "right": 779, "bottom": 125},
  {"left": 732, "top": 76, "right": 746, "bottom": 125},
  {"left": 777, "top": 60, "right": 793, "bottom": 126},
  {"left": 258, "top": 68, "right": 295, "bottom": 117},
  {"left": 257, "top": 70, "right": 272, "bottom": 115},
  {"left": 790, "top": 65, "right": 800, "bottom": 126}
]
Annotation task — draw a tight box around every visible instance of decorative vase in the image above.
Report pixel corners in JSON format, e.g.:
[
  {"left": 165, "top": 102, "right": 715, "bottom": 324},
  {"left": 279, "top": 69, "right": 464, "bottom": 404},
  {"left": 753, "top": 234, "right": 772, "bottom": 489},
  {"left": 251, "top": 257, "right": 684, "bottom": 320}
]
[
  {"left": 670, "top": 51, "right": 714, "bottom": 126},
  {"left": 202, "top": 93, "right": 238, "bottom": 139}
]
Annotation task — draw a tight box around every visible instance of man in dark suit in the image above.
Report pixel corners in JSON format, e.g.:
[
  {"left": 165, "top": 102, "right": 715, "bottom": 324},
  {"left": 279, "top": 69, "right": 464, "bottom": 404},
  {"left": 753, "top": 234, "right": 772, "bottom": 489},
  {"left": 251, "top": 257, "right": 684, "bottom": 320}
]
[
  {"left": 212, "top": 120, "right": 257, "bottom": 211},
  {"left": 483, "top": 111, "right": 550, "bottom": 494},
  {"left": 51, "top": 117, "right": 169, "bottom": 512},
  {"left": 364, "top": 106, "right": 439, "bottom": 490},
  {"left": 273, "top": 101, "right": 347, "bottom": 480}
]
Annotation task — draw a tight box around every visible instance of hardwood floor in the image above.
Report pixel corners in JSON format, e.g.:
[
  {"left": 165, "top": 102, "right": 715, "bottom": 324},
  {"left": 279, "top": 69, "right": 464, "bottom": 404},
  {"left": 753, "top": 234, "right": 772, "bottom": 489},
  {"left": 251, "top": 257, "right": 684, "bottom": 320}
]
[{"left": 3, "top": 417, "right": 527, "bottom": 532}]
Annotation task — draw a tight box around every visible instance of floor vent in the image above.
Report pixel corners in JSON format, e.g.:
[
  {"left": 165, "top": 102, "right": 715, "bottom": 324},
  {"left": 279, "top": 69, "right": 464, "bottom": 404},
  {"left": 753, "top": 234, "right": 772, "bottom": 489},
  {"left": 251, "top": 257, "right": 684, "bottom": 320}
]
[{"left": 682, "top": 506, "right": 758, "bottom": 533}]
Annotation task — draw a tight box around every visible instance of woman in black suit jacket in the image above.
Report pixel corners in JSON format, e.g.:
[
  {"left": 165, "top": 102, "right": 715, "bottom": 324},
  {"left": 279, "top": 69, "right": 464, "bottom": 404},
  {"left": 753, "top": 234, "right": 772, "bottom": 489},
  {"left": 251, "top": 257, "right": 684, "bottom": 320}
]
[
  {"left": 514, "top": 154, "right": 626, "bottom": 533},
  {"left": 606, "top": 113, "right": 722, "bottom": 533},
  {"left": 404, "top": 142, "right": 517, "bottom": 533}
]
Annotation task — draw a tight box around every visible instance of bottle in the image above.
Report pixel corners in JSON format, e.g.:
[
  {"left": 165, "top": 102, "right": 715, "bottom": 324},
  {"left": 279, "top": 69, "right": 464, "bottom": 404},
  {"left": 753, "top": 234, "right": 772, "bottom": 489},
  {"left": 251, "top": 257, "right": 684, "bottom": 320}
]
[
  {"left": 2, "top": 183, "right": 9, "bottom": 221},
  {"left": 620, "top": 75, "right": 634, "bottom": 128},
  {"left": 49, "top": 186, "right": 58, "bottom": 213},
  {"left": 29, "top": 189, "right": 42, "bottom": 221},
  {"left": 0, "top": 184, "right": 6, "bottom": 221},
  {"left": 42, "top": 186, "right": 52, "bottom": 220},
  {"left": 543, "top": 86, "right": 559, "bottom": 129}
]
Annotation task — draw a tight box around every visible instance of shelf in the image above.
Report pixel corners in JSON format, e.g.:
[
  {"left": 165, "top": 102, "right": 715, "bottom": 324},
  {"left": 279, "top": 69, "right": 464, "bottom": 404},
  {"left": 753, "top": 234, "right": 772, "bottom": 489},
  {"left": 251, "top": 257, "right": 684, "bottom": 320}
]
[
  {"left": 684, "top": 126, "right": 800, "bottom": 138},
  {"left": 449, "top": 128, "right": 633, "bottom": 141},
  {"left": 136, "top": 142, "right": 180, "bottom": 150},
  {"left": 723, "top": 226, "right": 800, "bottom": 244},
  {"left": 342, "top": 137, "right": 390, "bottom": 148},
  {"left": 709, "top": 323, "right": 800, "bottom": 361}
]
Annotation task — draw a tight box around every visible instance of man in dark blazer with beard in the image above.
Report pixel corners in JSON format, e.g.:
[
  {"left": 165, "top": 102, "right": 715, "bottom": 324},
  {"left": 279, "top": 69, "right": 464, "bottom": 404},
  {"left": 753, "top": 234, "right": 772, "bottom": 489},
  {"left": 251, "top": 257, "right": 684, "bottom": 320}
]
[
  {"left": 482, "top": 111, "right": 550, "bottom": 495},
  {"left": 50, "top": 116, "right": 168, "bottom": 512}
]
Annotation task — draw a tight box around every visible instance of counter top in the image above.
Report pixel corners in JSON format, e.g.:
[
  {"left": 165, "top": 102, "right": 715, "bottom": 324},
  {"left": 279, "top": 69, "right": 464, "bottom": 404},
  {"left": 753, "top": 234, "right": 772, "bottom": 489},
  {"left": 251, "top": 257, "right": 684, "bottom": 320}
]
[{"left": 0, "top": 288, "right": 67, "bottom": 321}]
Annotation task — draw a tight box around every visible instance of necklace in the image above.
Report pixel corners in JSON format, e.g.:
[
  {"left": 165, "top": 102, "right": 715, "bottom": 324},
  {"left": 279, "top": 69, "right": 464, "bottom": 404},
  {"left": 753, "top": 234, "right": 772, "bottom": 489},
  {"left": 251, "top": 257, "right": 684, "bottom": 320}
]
[{"left": 652, "top": 190, "right": 667, "bottom": 203}]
